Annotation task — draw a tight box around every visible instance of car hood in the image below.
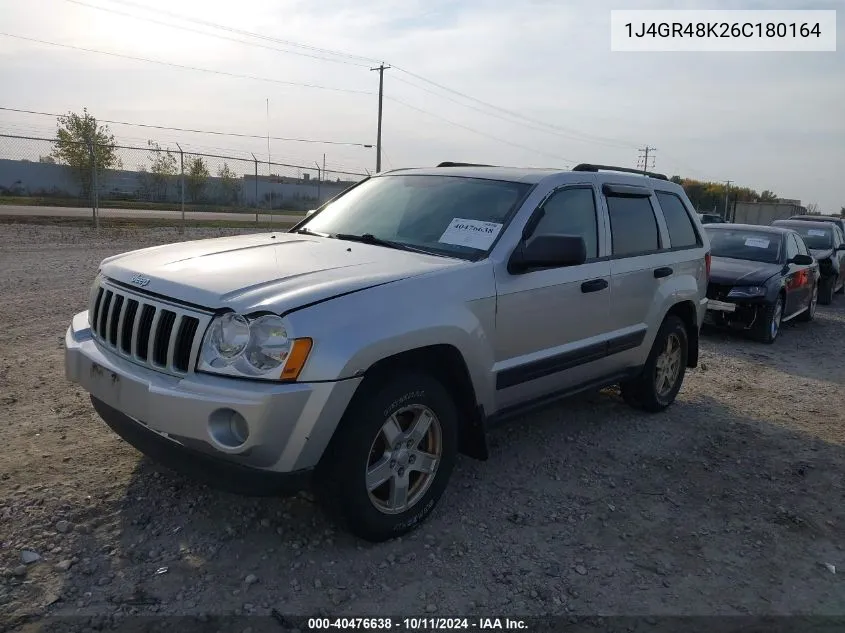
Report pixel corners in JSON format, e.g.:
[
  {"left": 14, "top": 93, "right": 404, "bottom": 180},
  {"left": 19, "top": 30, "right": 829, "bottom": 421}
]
[
  {"left": 709, "top": 256, "right": 781, "bottom": 286},
  {"left": 810, "top": 248, "right": 833, "bottom": 261},
  {"left": 99, "top": 232, "right": 464, "bottom": 312}
]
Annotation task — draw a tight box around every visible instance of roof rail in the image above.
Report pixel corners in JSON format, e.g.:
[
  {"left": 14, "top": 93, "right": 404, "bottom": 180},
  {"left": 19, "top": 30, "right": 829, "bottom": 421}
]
[
  {"left": 572, "top": 163, "right": 668, "bottom": 181},
  {"left": 436, "top": 162, "right": 495, "bottom": 168}
]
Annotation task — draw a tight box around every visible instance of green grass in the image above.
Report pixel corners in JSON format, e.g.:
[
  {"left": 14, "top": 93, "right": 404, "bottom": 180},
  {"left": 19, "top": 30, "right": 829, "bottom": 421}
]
[
  {"left": 0, "top": 196, "right": 307, "bottom": 215},
  {"left": 0, "top": 214, "right": 297, "bottom": 231}
]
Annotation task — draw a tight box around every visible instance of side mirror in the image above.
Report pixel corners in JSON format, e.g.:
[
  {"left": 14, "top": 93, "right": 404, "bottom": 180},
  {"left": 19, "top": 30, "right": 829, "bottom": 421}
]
[
  {"left": 791, "top": 254, "right": 814, "bottom": 266},
  {"left": 508, "top": 234, "right": 587, "bottom": 274},
  {"left": 837, "top": 244, "right": 845, "bottom": 251}
]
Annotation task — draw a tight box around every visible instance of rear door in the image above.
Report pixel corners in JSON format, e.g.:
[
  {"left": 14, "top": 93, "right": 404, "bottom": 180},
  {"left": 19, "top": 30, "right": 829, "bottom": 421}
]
[{"left": 601, "top": 183, "right": 669, "bottom": 358}]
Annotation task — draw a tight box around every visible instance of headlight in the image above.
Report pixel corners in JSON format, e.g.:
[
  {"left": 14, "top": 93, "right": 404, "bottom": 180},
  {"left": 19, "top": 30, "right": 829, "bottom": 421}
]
[
  {"left": 727, "top": 285, "right": 766, "bottom": 298},
  {"left": 198, "top": 313, "right": 312, "bottom": 380}
]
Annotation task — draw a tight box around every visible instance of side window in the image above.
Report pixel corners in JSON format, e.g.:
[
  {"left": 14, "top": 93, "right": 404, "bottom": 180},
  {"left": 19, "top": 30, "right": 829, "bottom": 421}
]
[
  {"left": 532, "top": 187, "right": 598, "bottom": 259},
  {"left": 795, "top": 234, "right": 809, "bottom": 256},
  {"left": 606, "top": 194, "right": 660, "bottom": 256},
  {"left": 834, "top": 226, "right": 844, "bottom": 247},
  {"left": 656, "top": 191, "right": 700, "bottom": 248},
  {"left": 785, "top": 234, "right": 799, "bottom": 261}
]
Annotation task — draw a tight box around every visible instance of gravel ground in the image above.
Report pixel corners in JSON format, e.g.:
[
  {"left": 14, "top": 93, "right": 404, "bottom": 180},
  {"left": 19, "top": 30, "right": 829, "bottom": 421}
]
[{"left": 1, "top": 223, "right": 844, "bottom": 630}]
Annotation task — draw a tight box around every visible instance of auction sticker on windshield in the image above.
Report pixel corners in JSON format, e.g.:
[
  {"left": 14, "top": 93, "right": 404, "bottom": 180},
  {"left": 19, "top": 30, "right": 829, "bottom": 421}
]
[
  {"left": 745, "top": 237, "right": 770, "bottom": 248},
  {"left": 808, "top": 229, "right": 827, "bottom": 236},
  {"left": 438, "top": 218, "right": 503, "bottom": 250}
]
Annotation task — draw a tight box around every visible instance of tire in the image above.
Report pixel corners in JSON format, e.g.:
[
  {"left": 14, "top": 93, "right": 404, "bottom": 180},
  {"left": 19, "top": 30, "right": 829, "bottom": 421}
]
[
  {"left": 620, "top": 315, "right": 688, "bottom": 413},
  {"left": 797, "top": 283, "right": 818, "bottom": 322},
  {"left": 315, "top": 372, "right": 458, "bottom": 542},
  {"left": 752, "top": 294, "right": 783, "bottom": 344},
  {"left": 819, "top": 278, "right": 835, "bottom": 305},
  {"left": 836, "top": 278, "right": 845, "bottom": 295}
]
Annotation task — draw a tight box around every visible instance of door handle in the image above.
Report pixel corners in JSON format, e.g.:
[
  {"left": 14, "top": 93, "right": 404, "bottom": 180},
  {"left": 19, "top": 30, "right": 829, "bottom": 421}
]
[
  {"left": 653, "top": 267, "right": 673, "bottom": 279},
  {"left": 581, "top": 278, "right": 608, "bottom": 293}
]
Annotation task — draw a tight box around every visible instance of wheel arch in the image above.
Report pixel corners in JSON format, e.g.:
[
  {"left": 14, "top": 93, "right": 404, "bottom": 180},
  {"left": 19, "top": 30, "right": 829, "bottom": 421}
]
[
  {"left": 361, "top": 344, "right": 489, "bottom": 461},
  {"left": 665, "top": 300, "right": 699, "bottom": 368}
]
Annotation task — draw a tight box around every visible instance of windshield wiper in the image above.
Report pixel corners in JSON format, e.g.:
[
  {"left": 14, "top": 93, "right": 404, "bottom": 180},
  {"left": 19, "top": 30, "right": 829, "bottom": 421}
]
[
  {"left": 291, "top": 227, "right": 327, "bottom": 236},
  {"left": 333, "top": 233, "right": 422, "bottom": 253}
]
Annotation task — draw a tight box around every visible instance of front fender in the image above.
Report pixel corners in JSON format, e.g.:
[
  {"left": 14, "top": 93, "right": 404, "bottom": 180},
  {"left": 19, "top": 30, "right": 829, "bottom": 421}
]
[{"left": 284, "top": 262, "right": 498, "bottom": 413}]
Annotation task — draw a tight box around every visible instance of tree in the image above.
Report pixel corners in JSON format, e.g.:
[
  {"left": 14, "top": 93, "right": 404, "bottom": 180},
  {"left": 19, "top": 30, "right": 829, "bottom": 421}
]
[
  {"left": 51, "top": 108, "right": 118, "bottom": 198},
  {"left": 146, "top": 140, "right": 177, "bottom": 201},
  {"left": 806, "top": 202, "right": 821, "bottom": 215},
  {"left": 840, "top": 206, "right": 845, "bottom": 218},
  {"left": 186, "top": 156, "right": 209, "bottom": 202},
  {"left": 217, "top": 162, "right": 240, "bottom": 204},
  {"left": 38, "top": 155, "right": 57, "bottom": 164},
  {"left": 759, "top": 190, "right": 778, "bottom": 202}
]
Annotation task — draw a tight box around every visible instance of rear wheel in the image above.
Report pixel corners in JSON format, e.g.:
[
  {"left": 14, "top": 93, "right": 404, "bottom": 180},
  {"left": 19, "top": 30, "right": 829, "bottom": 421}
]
[
  {"left": 315, "top": 372, "right": 458, "bottom": 542},
  {"left": 621, "top": 315, "right": 688, "bottom": 413},
  {"left": 753, "top": 295, "right": 783, "bottom": 343}
]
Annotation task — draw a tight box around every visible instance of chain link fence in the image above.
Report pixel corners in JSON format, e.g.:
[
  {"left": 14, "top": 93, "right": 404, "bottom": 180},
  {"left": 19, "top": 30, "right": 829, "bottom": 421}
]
[{"left": 0, "top": 133, "right": 367, "bottom": 228}]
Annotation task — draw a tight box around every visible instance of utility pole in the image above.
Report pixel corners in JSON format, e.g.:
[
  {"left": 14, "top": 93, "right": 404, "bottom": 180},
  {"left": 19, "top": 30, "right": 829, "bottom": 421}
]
[
  {"left": 266, "top": 98, "right": 271, "bottom": 176},
  {"left": 724, "top": 180, "right": 734, "bottom": 220},
  {"left": 370, "top": 63, "right": 390, "bottom": 173},
  {"left": 637, "top": 146, "right": 656, "bottom": 174},
  {"left": 315, "top": 161, "right": 321, "bottom": 205}
]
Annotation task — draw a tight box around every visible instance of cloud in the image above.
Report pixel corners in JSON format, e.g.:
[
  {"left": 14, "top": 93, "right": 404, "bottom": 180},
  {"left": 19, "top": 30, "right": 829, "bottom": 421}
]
[{"left": 0, "top": 0, "right": 842, "bottom": 210}]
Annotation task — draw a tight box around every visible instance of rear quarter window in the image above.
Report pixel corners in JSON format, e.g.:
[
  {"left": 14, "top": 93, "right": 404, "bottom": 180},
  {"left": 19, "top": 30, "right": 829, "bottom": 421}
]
[{"left": 656, "top": 191, "right": 701, "bottom": 248}]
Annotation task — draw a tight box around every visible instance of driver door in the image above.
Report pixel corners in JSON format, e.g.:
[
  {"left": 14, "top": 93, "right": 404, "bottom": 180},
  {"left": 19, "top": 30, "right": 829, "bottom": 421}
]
[{"left": 493, "top": 185, "right": 613, "bottom": 410}]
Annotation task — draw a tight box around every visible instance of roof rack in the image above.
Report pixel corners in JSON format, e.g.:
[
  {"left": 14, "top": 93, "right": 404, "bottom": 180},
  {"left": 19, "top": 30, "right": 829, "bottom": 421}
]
[
  {"left": 436, "top": 162, "right": 495, "bottom": 168},
  {"left": 572, "top": 163, "right": 668, "bottom": 181}
]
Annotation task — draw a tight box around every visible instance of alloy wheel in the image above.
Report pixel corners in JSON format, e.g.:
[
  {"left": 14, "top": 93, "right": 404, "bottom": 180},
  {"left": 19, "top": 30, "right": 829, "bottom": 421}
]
[
  {"left": 654, "top": 333, "right": 682, "bottom": 398},
  {"left": 365, "top": 405, "right": 442, "bottom": 515}
]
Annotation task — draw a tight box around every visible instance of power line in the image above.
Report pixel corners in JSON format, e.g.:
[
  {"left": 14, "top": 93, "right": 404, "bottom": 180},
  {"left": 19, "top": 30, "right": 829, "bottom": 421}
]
[
  {"left": 391, "top": 65, "right": 638, "bottom": 149},
  {"left": 0, "top": 33, "right": 373, "bottom": 95},
  {"left": 60, "top": 0, "right": 372, "bottom": 68},
  {"left": 390, "top": 74, "right": 635, "bottom": 150},
  {"left": 99, "top": 0, "right": 379, "bottom": 64},
  {"left": 62, "top": 0, "right": 637, "bottom": 150},
  {"left": 0, "top": 107, "right": 374, "bottom": 147},
  {"left": 385, "top": 96, "right": 577, "bottom": 165}
]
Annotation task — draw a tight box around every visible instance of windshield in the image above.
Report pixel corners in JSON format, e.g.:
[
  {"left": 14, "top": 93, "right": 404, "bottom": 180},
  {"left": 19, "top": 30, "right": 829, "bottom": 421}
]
[
  {"left": 706, "top": 228, "right": 782, "bottom": 264},
  {"left": 776, "top": 223, "right": 833, "bottom": 249},
  {"left": 298, "top": 175, "right": 532, "bottom": 259}
]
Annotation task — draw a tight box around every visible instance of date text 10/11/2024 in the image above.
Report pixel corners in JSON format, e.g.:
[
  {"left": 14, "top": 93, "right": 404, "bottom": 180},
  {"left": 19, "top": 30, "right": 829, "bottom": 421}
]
[{"left": 306, "top": 617, "right": 528, "bottom": 630}]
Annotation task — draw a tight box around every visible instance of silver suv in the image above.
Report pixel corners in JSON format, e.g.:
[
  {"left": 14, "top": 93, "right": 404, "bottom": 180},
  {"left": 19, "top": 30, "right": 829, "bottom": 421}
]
[{"left": 65, "top": 162, "right": 710, "bottom": 541}]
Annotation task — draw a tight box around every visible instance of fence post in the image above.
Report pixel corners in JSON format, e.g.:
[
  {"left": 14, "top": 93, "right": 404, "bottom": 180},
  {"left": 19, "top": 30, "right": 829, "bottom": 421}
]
[
  {"left": 252, "top": 153, "right": 259, "bottom": 223},
  {"left": 177, "top": 143, "right": 185, "bottom": 234},
  {"left": 89, "top": 140, "right": 99, "bottom": 231}
]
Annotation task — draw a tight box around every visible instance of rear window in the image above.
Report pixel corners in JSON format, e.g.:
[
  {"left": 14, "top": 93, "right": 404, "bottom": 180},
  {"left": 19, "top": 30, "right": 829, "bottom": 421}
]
[
  {"left": 657, "top": 192, "right": 699, "bottom": 248},
  {"left": 706, "top": 228, "right": 782, "bottom": 264},
  {"left": 607, "top": 196, "right": 660, "bottom": 256},
  {"left": 774, "top": 222, "right": 833, "bottom": 249}
]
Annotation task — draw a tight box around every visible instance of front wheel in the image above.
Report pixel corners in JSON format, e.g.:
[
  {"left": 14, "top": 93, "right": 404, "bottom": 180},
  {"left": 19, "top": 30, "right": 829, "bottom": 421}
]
[
  {"left": 621, "top": 315, "right": 688, "bottom": 413},
  {"left": 315, "top": 372, "right": 458, "bottom": 542},
  {"left": 753, "top": 295, "right": 783, "bottom": 343}
]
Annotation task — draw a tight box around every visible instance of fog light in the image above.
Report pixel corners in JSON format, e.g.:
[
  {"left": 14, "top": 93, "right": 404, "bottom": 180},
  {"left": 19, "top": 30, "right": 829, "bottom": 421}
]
[{"left": 209, "top": 408, "right": 250, "bottom": 449}]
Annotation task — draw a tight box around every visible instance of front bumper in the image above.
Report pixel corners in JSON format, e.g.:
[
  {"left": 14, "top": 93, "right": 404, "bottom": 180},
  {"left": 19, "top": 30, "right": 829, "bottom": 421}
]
[
  {"left": 65, "top": 310, "right": 362, "bottom": 476},
  {"left": 705, "top": 297, "right": 763, "bottom": 330}
]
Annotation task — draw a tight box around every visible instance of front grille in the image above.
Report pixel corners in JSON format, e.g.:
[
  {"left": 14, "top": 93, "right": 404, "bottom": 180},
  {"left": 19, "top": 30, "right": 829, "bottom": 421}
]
[
  {"left": 706, "top": 283, "right": 732, "bottom": 301},
  {"left": 88, "top": 281, "right": 210, "bottom": 375}
]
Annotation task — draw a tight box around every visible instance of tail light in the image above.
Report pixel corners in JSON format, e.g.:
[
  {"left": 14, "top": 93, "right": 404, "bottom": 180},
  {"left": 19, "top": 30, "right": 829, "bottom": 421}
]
[{"left": 705, "top": 252, "right": 711, "bottom": 280}]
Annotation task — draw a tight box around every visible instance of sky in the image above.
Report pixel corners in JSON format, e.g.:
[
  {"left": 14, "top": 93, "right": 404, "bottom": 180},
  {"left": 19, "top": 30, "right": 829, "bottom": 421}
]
[{"left": 0, "top": 0, "right": 842, "bottom": 211}]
